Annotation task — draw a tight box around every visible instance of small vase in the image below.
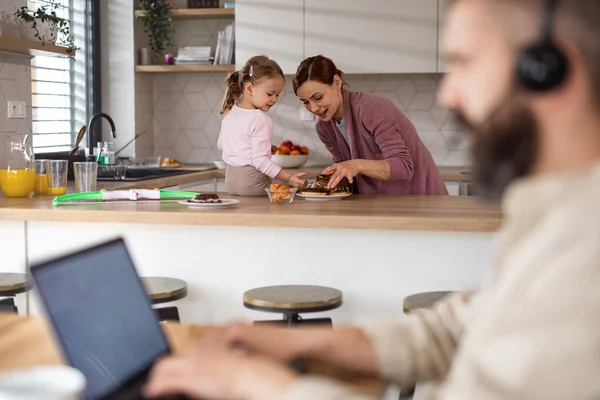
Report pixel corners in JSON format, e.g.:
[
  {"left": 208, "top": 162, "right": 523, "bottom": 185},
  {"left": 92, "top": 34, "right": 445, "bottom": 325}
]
[
  {"left": 21, "top": 20, "right": 57, "bottom": 43},
  {"left": 139, "top": 48, "right": 152, "bottom": 65}
]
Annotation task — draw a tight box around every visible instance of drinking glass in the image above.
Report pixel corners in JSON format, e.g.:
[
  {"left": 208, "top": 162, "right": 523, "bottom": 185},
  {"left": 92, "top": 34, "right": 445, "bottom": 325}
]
[
  {"left": 74, "top": 162, "right": 98, "bottom": 193},
  {"left": 47, "top": 160, "right": 68, "bottom": 196},
  {"left": 33, "top": 159, "right": 49, "bottom": 196}
]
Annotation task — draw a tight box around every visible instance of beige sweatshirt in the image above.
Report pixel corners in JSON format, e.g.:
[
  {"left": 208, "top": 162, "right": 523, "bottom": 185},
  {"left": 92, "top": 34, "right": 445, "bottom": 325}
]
[{"left": 282, "top": 162, "right": 600, "bottom": 400}]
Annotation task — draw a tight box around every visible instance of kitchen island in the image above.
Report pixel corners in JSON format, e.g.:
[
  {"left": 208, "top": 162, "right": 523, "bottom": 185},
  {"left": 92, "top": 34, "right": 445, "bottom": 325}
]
[{"left": 0, "top": 167, "right": 498, "bottom": 325}]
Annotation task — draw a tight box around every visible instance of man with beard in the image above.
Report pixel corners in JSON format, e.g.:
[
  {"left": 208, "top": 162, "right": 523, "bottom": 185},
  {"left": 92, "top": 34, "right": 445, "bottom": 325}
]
[{"left": 144, "top": 1, "right": 600, "bottom": 399}]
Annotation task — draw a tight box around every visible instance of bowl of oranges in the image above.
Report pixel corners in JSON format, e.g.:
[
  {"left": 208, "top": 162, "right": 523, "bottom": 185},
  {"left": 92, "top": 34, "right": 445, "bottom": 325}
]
[{"left": 271, "top": 140, "right": 309, "bottom": 168}]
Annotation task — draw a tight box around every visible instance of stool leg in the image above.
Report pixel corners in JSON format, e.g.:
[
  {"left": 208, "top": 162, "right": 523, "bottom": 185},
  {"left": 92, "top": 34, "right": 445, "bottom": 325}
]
[
  {"left": 0, "top": 297, "right": 17, "bottom": 314},
  {"left": 399, "top": 386, "right": 415, "bottom": 399},
  {"left": 154, "top": 306, "right": 180, "bottom": 322}
]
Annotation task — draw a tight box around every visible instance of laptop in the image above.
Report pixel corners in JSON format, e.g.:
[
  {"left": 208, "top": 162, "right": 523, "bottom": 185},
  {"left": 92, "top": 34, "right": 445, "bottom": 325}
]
[{"left": 30, "top": 238, "right": 188, "bottom": 400}]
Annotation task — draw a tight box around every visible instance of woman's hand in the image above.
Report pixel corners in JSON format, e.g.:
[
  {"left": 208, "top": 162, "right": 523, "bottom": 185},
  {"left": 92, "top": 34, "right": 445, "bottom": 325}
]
[
  {"left": 322, "top": 160, "right": 363, "bottom": 189},
  {"left": 144, "top": 343, "right": 297, "bottom": 400}
]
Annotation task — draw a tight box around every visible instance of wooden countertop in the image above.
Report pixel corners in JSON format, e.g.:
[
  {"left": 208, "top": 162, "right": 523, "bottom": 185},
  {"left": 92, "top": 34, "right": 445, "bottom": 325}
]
[
  {"left": 0, "top": 192, "right": 501, "bottom": 232},
  {"left": 0, "top": 314, "right": 381, "bottom": 396}
]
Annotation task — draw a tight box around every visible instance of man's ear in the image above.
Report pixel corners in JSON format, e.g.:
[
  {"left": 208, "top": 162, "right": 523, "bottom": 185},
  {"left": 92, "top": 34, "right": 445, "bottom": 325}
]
[{"left": 244, "top": 81, "right": 253, "bottom": 95}]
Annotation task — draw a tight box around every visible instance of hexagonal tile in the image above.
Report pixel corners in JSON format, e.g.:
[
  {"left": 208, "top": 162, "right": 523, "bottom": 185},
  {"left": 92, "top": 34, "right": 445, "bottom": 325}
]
[
  {"left": 154, "top": 147, "right": 178, "bottom": 159},
  {"left": 174, "top": 134, "right": 192, "bottom": 161},
  {"left": 373, "top": 75, "right": 401, "bottom": 93},
  {"left": 409, "top": 74, "right": 438, "bottom": 91},
  {"left": 444, "top": 150, "right": 470, "bottom": 167},
  {"left": 441, "top": 130, "right": 469, "bottom": 151},
  {"left": 184, "top": 111, "right": 211, "bottom": 130},
  {"left": 15, "top": 65, "right": 30, "bottom": 102},
  {"left": 154, "top": 93, "right": 181, "bottom": 111},
  {"left": 187, "top": 148, "right": 213, "bottom": 163},
  {"left": 1, "top": 79, "right": 20, "bottom": 102},
  {"left": 174, "top": 75, "right": 191, "bottom": 92},
  {"left": 154, "top": 111, "right": 180, "bottom": 130},
  {"left": 155, "top": 130, "right": 181, "bottom": 148},
  {"left": 407, "top": 91, "right": 436, "bottom": 111},
  {"left": 274, "top": 91, "right": 301, "bottom": 113},
  {"left": 184, "top": 130, "right": 210, "bottom": 148},
  {"left": 429, "top": 101, "right": 450, "bottom": 129},
  {"left": 344, "top": 75, "right": 373, "bottom": 93},
  {"left": 203, "top": 77, "right": 225, "bottom": 110},
  {"left": 154, "top": 75, "right": 181, "bottom": 94},
  {"left": 442, "top": 110, "right": 463, "bottom": 130},
  {"left": 405, "top": 111, "right": 438, "bottom": 130},
  {"left": 428, "top": 134, "right": 450, "bottom": 165},
  {"left": 153, "top": 116, "right": 162, "bottom": 140},
  {"left": 274, "top": 110, "right": 305, "bottom": 131},
  {"left": 185, "top": 75, "right": 210, "bottom": 93},
  {"left": 184, "top": 92, "right": 211, "bottom": 111},
  {"left": 416, "top": 130, "right": 440, "bottom": 147},
  {"left": 203, "top": 112, "right": 221, "bottom": 145},
  {"left": 0, "top": 56, "right": 19, "bottom": 79},
  {"left": 395, "top": 76, "right": 417, "bottom": 109},
  {"left": 173, "top": 97, "right": 192, "bottom": 127}
]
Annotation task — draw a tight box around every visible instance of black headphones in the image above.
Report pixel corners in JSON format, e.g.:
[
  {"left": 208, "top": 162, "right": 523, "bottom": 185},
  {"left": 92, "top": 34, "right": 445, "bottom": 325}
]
[{"left": 516, "top": 0, "right": 568, "bottom": 92}]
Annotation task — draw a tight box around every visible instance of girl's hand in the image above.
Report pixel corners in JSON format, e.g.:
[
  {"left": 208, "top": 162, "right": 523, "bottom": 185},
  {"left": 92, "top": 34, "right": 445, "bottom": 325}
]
[
  {"left": 289, "top": 172, "right": 308, "bottom": 189},
  {"left": 144, "top": 344, "right": 297, "bottom": 400},
  {"left": 322, "top": 160, "right": 362, "bottom": 188}
]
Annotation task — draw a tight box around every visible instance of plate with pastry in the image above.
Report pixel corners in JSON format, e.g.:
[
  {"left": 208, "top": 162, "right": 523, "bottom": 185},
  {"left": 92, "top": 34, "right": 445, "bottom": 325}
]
[
  {"left": 178, "top": 193, "right": 239, "bottom": 209},
  {"left": 297, "top": 174, "right": 353, "bottom": 201}
]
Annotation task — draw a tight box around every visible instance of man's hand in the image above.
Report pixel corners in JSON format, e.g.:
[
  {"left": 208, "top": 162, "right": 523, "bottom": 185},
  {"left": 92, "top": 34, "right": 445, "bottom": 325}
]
[
  {"left": 322, "top": 160, "right": 362, "bottom": 189},
  {"left": 144, "top": 344, "right": 297, "bottom": 400}
]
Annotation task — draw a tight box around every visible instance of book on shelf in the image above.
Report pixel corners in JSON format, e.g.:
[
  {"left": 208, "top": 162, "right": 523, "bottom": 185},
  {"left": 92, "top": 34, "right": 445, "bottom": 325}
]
[{"left": 213, "top": 22, "right": 235, "bottom": 65}]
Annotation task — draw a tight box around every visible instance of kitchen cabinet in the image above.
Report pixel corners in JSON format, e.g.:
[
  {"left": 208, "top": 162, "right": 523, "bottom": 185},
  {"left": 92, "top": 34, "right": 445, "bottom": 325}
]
[
  {"left": 304, "top": 0, "right": 439, "bottom": 74},
  {"left": 438, "top": 0, "right": 448, "bottom": 72},
  {"left": 235, "top": 0, "right": 305, "bottom": 74}
]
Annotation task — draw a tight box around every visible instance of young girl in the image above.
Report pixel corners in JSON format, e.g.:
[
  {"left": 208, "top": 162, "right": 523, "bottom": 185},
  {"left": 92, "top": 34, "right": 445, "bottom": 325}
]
[{"left": 218, "top": 55, "right": 307, "bottom": 196}]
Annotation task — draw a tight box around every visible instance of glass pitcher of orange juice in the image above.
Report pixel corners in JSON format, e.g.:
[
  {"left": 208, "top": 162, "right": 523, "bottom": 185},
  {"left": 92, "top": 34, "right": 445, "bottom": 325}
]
[{"left": 0, "top": 134, "right": 35, "bottom": 197}]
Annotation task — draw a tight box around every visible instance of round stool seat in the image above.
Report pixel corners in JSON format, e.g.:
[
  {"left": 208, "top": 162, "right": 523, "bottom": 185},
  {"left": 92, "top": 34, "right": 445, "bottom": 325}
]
[
  {"left": 403, "top": 291, "right": 454, "bottom": 314},
  {"left": 141, "top": 277, "right": 187, "bottom": 305},
  {"left": 0, "top": 273, "right": 32, "bottom": 296},
  {"left": 243, "top": 285, "right": 342, "bottom": 314}
]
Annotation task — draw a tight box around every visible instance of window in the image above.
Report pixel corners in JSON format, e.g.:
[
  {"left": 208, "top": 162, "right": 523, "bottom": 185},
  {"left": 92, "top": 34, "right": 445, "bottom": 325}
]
[{"left": 30, "top": 0, "right": 98, "bottom": 154}]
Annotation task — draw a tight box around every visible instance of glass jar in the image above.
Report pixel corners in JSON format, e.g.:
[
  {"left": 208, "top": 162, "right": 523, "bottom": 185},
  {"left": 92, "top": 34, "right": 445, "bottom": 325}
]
[{"left": 0, "top": 134, "right": 35, "bottom": 197}]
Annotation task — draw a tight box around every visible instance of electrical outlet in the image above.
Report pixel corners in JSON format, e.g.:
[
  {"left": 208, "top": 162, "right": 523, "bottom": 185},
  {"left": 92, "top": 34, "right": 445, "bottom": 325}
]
[
  {"left": 7, "top": 101, "right": 26, "bottom": 119},
  {"left": 299, "top": 108, "right": 315, "bottom": 121}
]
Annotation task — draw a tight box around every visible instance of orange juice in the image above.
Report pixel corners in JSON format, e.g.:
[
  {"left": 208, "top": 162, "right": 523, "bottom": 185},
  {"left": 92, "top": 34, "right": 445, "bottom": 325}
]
[
  {"left": 0, "top": 169, "right": 35, "bottom": 197},
  {"left": 48, "top": 186, "right": 67, "bottom": 196},
  {"left": 33, "top": 174, "right": 49, "bottom": 196}
]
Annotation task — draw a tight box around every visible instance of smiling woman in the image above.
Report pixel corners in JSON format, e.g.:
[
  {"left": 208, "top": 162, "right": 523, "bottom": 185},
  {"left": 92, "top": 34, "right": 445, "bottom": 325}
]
[{"left": 293, "top": 55, "right": 448, "bottom": 195}]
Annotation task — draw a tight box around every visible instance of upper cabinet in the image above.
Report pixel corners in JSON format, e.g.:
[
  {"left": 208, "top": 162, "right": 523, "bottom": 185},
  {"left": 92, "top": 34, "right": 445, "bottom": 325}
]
[
  {"left": 304, "top": 0, "right": 438, "bottom": 74},
  {"left": 235, "top": 0, "right": 304, "bottom": 74},
  {"left": 438, "top": 0, "right": 448, "bottom": 73}
]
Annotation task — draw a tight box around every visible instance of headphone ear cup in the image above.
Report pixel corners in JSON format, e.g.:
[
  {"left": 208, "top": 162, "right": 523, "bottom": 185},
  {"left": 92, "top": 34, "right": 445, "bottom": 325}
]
[{"left": 517, "top": 42, "right": 568, "bottom": 92}]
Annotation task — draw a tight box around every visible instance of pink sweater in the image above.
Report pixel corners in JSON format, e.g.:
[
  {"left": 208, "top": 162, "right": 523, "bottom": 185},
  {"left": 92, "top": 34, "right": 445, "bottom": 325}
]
[
  {"left": 317, "top": 89, "right": 447, "bottom": 195},
  {"left": 217, "top": 105, "right": 282, "bottom": 179}
]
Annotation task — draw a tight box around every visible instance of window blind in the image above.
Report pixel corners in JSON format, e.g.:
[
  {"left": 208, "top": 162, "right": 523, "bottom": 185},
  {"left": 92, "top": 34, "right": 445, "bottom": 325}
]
[{"left": 30, "top": 0, "right": 92, "bottom": 154}]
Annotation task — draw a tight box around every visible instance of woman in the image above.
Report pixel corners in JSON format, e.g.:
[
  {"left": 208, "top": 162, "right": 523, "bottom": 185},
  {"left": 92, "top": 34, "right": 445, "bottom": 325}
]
[{"left": 293, "top": 55, "right": 447, "bottom": 195}]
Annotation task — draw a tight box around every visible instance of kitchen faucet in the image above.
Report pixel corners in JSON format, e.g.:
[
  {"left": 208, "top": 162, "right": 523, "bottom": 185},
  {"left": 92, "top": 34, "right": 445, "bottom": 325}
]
[{"left": 87, "top": 113, "right": 117, "bottom": 161}]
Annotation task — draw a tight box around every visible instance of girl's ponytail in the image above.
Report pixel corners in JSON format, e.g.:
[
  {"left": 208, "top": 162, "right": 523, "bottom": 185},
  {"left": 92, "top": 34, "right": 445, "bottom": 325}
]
[{"left": 220, "top": 70, "right": 242, "bottom": 114}]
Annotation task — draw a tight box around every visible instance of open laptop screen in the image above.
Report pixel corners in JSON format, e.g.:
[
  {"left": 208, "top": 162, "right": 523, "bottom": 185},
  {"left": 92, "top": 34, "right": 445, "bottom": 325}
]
[{"left": 31, "top": 238, "right": 170, "bottom": 400}]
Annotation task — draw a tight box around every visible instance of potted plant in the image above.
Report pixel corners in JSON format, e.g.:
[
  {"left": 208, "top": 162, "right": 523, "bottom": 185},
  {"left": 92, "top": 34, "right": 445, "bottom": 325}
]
[
  {"left": 137, "top": 0, "right": 174, "bottom": 63},
  {"left": 13, "top": 0, "right": 78, "bottom": 58}
]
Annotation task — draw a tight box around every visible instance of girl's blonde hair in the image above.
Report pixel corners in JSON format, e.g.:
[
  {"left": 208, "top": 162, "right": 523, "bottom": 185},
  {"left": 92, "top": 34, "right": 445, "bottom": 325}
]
[{"left": 220, "top": 55, "right": 285, "bottom": 114}]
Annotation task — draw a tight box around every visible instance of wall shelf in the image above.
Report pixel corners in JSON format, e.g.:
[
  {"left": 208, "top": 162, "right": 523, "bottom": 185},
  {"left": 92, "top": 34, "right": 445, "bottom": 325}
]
[
  {"left": 135, "top": 64, "right": 235, "bottom": 73},
  {"left": 135, "top": 8, "right": 235, "bottom": 19},
  {"left": 0, "top": 35, "right": 74, "bottom": 58}
]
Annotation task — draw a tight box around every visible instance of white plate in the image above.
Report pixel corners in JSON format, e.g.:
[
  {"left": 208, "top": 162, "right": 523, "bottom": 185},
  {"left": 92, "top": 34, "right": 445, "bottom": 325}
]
[
  {"left": 297, "top": 193, "right": 352, "bottom": 201},
  {"left": 178, "top": 199, "right": 239, "bottom": 208}
]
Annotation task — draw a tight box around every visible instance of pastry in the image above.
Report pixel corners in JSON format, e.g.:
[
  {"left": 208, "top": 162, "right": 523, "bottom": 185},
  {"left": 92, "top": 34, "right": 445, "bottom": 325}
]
[
  {"left": 315, "top": 174, "right": 351, "bottom": 190},
  {"left": 308, "top": 174, "right": 351, "bottom": 195},
  {"left": 188, "top": 193, "right": 221, "bottom": 203}
]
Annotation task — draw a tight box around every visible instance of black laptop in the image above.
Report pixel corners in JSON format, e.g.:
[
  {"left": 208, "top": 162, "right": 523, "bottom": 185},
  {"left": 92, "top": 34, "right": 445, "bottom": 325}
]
[{"left": 30, "top": 238, "right": 187, "bottom": 400}]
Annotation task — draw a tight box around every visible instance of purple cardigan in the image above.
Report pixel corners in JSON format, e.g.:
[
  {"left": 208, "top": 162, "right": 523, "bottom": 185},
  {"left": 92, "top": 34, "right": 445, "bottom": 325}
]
[{"left": 316, "top": 89, "right": 448, "bottom": 195}]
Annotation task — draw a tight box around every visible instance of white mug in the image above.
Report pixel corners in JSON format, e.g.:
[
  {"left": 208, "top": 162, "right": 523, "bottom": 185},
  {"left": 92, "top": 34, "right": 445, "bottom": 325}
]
[{"left": 0, "top": 366, "right": 85, "bottom": 400}]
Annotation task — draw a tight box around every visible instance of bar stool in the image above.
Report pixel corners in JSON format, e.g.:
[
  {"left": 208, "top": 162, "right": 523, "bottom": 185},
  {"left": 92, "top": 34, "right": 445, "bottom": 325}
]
[
  {"left": 141, "top": 277, "right": 187, "bottom": 322},
  {"left": 399, "top": 291, "right": 455, "bottom": 400},
  {"left": 243, "top": 285, "right": 342, "bottom": 327},
  {"left": 0, "top": 273, "right": 32, "bottom": 314}
]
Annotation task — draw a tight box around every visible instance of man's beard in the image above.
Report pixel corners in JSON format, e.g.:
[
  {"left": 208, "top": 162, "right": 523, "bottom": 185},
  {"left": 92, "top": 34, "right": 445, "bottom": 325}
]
[{"left": 455, "top": 100, "right": 539, "bottom": 201}]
